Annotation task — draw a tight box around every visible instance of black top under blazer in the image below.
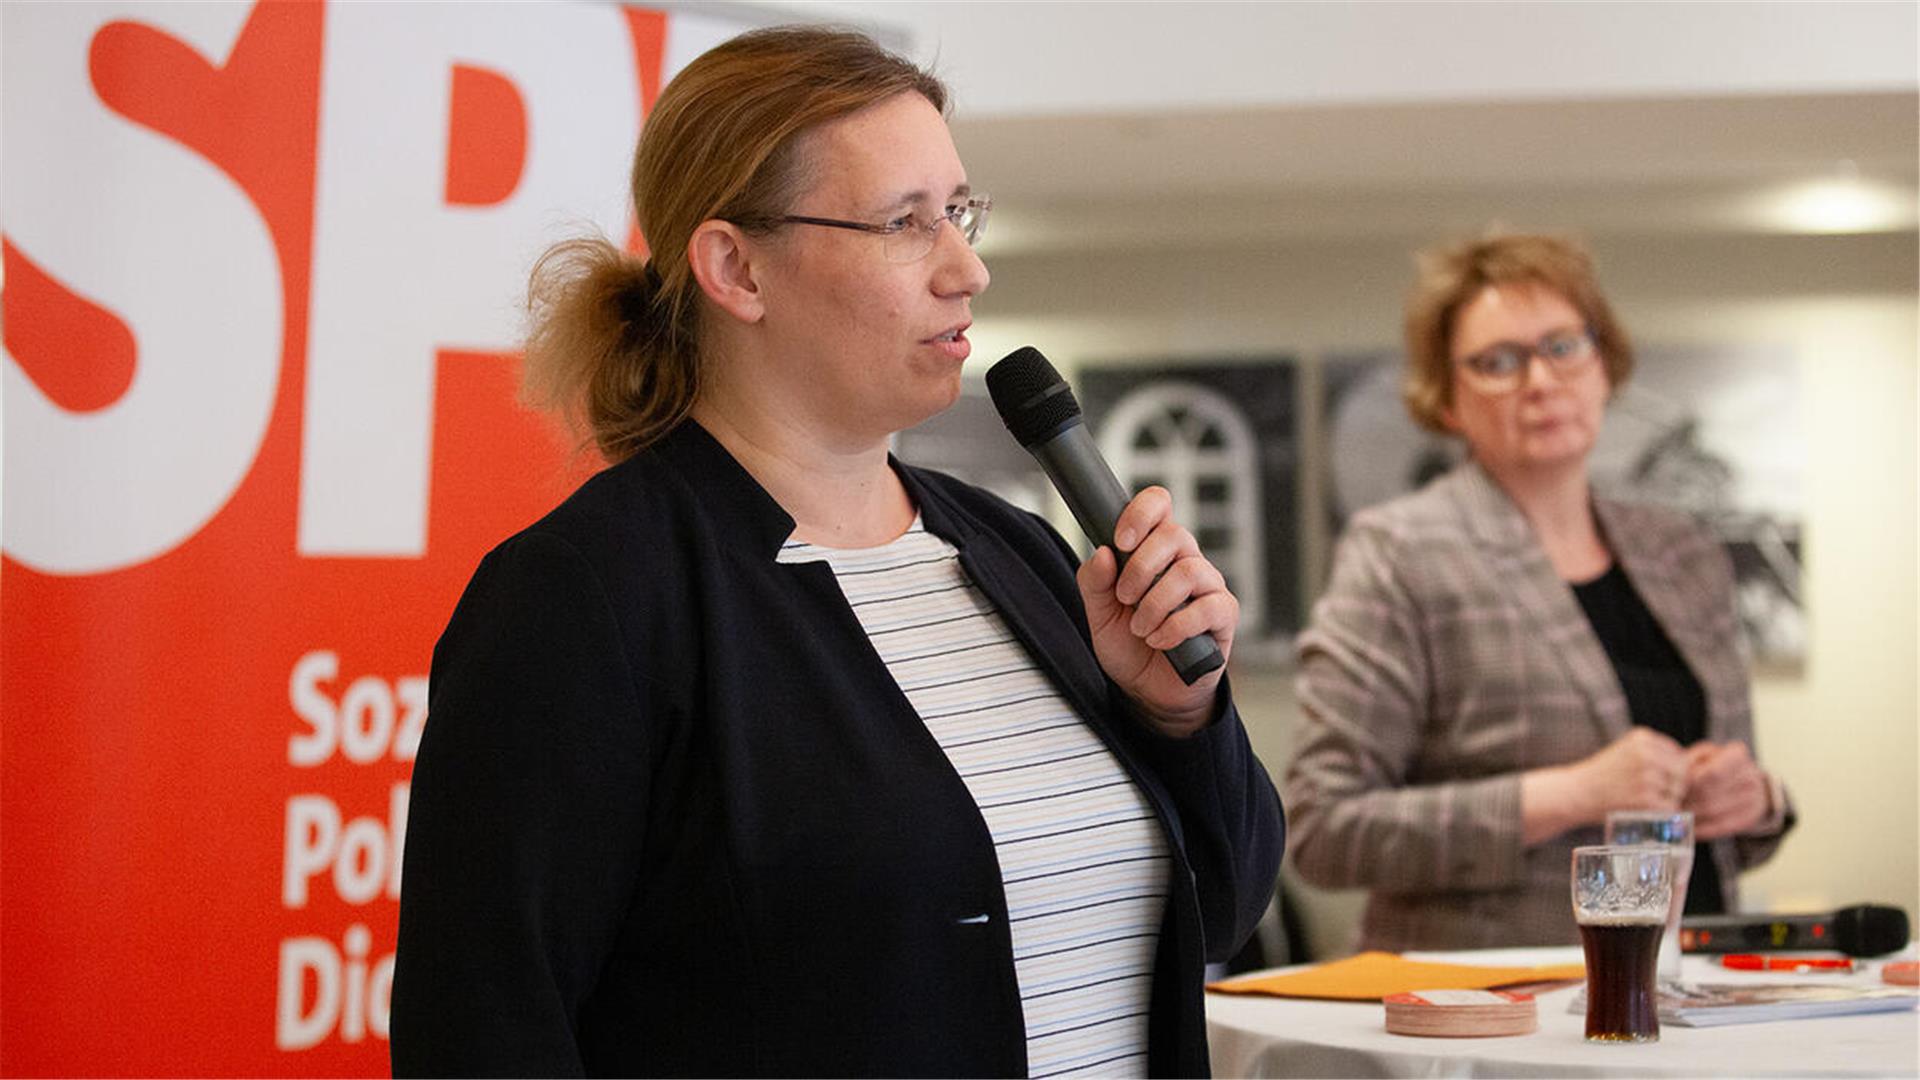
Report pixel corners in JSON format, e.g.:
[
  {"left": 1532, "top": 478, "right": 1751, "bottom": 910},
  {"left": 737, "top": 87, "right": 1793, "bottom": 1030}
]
[{"left": 390, "top": 421, "right": 1286, "bottom": 1077}]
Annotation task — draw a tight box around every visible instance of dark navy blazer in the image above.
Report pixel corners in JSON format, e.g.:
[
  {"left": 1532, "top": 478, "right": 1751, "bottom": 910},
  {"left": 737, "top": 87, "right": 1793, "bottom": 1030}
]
[{"left": 391, "top": 421, "right": 1285, "bottom": 1077}]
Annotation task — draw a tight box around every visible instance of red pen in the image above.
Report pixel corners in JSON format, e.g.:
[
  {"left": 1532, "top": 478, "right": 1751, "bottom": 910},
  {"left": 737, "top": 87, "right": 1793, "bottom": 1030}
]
[{"left": 1720, "top": 954, "right": 1856, "bottom": 973}]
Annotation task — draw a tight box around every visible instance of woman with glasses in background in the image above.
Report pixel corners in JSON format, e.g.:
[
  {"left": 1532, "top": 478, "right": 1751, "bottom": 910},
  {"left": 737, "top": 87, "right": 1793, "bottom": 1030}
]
[
  {"left": 1284, "top": 233, "right": 1792, "bottom": 952},
  {"left": 391, "top": 26, "right": 1282, "bottom": 1078}
]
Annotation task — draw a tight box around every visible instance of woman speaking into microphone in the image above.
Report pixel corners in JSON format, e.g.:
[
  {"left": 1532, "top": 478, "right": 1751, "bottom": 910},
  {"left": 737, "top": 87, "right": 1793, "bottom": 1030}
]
[{"left": 390, "top": 26, "right": 1283, "bottom": 1078}]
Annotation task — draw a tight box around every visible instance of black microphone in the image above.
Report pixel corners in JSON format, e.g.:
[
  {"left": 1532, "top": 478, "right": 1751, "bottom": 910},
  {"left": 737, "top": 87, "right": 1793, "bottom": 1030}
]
[
  {"left": 986, "top": 346, "right": 1225, "bottom": 686},
  {"left": 1679, "top": 904, "right": 1909, "bottom": 957}
]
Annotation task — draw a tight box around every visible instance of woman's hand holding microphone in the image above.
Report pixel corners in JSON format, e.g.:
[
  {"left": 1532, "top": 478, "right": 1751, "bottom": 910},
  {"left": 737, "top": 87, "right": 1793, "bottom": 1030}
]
[{"left": 1076, "top": 486, "right": 1238, "bottom": 739}]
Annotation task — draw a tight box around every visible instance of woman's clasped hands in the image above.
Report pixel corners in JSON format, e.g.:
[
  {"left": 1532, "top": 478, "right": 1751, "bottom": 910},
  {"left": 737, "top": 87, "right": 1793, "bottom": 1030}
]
[{"left": 1554, "top": 727, "right": 1772, "bottom": 839}]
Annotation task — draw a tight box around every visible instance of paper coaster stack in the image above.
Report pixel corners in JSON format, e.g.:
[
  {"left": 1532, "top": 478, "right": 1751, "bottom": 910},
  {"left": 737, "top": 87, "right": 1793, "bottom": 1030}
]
[{"left": 1383, "top": 989, "right": 1538, "bottom": 1037}]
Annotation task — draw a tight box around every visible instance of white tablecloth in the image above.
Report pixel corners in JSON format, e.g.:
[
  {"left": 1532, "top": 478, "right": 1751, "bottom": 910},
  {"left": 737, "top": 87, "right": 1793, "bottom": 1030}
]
[{"left": 1206, "top": 945, "right": 1920, "bottom": 1078}]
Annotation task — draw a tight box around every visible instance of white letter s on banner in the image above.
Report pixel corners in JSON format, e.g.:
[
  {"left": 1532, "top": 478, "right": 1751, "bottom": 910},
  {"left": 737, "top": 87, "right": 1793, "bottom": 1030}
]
[{"left": 2, "top": 2, "right": 283, "bottom": 575}]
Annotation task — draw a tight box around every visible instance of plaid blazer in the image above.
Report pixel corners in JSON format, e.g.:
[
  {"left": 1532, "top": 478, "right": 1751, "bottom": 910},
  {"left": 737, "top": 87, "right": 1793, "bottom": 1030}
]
[{"left": 1285, "top": 462, "right": 1791, "bottom": 952}]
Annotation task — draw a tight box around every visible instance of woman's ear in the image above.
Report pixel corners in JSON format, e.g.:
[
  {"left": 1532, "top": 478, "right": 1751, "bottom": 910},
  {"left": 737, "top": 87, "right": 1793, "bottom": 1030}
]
[{"left": 686, "top": 219, "right": 766, "bottom": 324}]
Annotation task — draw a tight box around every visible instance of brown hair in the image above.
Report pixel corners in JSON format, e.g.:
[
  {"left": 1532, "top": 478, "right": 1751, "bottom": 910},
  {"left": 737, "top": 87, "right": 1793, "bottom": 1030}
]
[
  {"left": 522, "top": 26, "right": 948, "bottom": 462},
  {"left": 1401, "top": 231, "right": 1633, "bottom": 434}
]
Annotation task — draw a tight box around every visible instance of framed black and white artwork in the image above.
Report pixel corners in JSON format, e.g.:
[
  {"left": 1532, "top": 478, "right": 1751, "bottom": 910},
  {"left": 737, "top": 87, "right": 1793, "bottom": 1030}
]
[{"left": 1078, "top": 360, "right": 1302, "bottom": 663}]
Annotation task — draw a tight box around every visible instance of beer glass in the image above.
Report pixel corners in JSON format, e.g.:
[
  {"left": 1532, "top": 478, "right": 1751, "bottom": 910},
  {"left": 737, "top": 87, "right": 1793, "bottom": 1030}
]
[
  {"left": 1606, "top": 810, "right": 1695, "bottom": 984},
  {"left": 1571, "top": 845, "right": 1672, "bottom": 1043}
]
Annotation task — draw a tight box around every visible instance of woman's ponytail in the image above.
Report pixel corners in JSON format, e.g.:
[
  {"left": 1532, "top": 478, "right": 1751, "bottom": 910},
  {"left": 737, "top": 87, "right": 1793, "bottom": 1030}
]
[{"left": 522, "top": 237, "right": 698, "bottom": 463}]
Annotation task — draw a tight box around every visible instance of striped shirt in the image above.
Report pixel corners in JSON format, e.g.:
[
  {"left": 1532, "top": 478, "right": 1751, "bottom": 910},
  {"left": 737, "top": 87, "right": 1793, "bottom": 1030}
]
[{"left": 778, "top": 518, "right": 1170, "bottom": 1078}]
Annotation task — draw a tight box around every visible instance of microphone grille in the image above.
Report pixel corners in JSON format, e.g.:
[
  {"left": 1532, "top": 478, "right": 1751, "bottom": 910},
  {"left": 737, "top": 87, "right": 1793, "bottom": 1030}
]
[
  {"left": 987, "top": 346, "right": 1083, "bottom": 447},
  {"left": 1835, "top": 904, "right": 1909, "bottom": 957}
]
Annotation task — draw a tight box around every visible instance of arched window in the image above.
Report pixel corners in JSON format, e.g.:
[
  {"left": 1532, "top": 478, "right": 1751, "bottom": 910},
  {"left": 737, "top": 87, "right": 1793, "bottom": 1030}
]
[{"left": 1097, "top": 381, "right": 1266, "bottom": 635}]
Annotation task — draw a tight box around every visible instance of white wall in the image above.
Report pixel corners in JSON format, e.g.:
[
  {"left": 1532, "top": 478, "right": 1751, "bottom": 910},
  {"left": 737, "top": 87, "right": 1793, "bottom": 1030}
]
[{"left": 966, "top": 231, "right": 1919, "bottom": 956}]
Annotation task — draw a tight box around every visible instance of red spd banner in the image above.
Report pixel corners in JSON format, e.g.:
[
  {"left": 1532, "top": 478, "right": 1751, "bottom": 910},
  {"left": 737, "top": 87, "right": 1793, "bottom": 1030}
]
[{"left": 1, "top": 3, "right": 757, "bottom": 1074}]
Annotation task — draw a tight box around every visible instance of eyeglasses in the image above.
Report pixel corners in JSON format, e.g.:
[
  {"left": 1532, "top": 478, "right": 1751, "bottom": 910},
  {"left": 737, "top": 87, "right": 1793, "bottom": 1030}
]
[
  {"left": 744, "top": 195, "right": 991, "bottom": 263},
  {"left": 1455, "top": 327, "right": 1599, "bottom": 393}
]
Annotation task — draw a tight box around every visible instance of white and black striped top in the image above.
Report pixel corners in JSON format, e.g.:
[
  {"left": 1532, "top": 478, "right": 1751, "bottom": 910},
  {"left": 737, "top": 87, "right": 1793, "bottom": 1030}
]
[{"left": 779, "top": 518, "right": 1171, "bottom": 1078}]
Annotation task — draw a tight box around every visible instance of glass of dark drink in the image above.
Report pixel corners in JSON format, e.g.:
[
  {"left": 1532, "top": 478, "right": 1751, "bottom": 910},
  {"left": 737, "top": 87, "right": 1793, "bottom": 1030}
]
[{"left": 1571, "top": 845, "right": 1672, "bottom": 1043}]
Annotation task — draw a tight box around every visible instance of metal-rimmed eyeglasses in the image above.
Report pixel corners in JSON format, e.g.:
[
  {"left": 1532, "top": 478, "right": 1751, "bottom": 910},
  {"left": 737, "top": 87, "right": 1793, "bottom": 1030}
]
[
  {"left": 1455, "top": 326, "right": 1599, "bottom": 393},
  {"left": 742, "top": 195, "right": 991, "bottom": 263}
]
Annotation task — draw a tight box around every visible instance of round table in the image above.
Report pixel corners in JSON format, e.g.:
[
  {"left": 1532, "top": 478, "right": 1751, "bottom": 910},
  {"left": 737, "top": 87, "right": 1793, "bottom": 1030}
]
[{"left": 1206, "top": 945, "right": 1920, "bottom": 1078}]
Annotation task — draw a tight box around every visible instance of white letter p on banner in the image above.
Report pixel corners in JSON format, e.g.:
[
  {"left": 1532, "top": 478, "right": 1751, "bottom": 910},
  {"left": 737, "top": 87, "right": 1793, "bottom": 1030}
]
[{"left": 298, "top": 2, "right": 637, "bottom": 558}]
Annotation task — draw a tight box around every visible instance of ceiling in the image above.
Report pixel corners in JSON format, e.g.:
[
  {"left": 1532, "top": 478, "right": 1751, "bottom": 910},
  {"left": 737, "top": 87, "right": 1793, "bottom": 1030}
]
[{"left": 952, "top": 91, "right": 1920, "bottom": 256}]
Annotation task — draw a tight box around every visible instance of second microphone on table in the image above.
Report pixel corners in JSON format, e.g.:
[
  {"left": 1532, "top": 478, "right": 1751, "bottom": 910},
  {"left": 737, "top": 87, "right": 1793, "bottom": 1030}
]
[{"left": 986, "top": 346, "right": 1225, "bottom": 686}]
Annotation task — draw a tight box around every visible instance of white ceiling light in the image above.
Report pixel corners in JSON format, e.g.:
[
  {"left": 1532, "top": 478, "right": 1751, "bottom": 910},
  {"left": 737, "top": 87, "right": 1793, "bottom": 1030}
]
[{"left": 1756, "top": 174, "right": 1917, "bottom": 235}]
